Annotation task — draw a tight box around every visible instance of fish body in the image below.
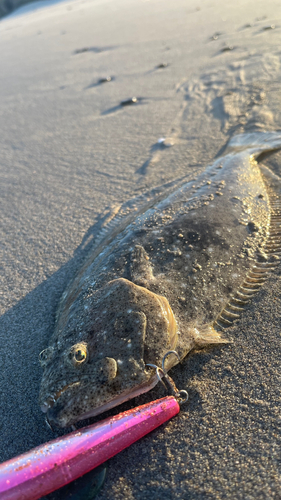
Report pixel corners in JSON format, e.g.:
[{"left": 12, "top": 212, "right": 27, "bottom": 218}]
[{"left": 39, "top": 132, "right": 281, "bottom": 428}]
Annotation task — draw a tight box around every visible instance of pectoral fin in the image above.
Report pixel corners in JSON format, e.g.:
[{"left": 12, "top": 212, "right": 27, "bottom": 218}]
[{"left": 193, "top": 325, "right": 229, "bottom": 347}]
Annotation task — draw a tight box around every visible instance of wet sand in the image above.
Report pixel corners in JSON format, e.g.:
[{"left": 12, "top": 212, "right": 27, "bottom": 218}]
[{"left": 0, "top": 0, "right": 280, "bottom": 498}]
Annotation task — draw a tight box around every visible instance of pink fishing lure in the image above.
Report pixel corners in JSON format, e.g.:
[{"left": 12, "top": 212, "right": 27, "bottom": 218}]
[{"left": 0, "top": 396, "right": 179, "bottom": 500}]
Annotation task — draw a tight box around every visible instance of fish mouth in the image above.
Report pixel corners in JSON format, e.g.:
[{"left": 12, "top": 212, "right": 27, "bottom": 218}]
[
  {"left": 45, "top": 373, "right": 159, "bottom": 428},
  {"left": 40, "top": 381, "right": 81, "bottom": 413}
]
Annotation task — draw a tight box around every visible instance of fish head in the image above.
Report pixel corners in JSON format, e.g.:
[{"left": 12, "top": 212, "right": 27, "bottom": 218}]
[{"left": 39, "top": 278, "right": 178, "bottom": 428}]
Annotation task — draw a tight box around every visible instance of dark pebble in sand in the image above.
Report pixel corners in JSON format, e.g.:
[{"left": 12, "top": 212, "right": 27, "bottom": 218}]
[
  {"left": 210, "top": 32, "right": 222, "bottom": 40},
  {"left": 74, "top": 47, "right": 90, "bottom": 54},
  {"left": 74, "top": 46, "right": 110, "bottom": 54},
  {"left": 157, "top": 137, "right": 174, "bottom": 148},
  {"left": 156, "top": 63, "right": 168, "bottom": 68},
  {"left": 120, "top": 97, "right": 139, "bottom": 106},
  {"left": 98, "top": 77, "right": 113, "bottom": 84},
  {"left": 263, "top": 24, "right": 275, "bottom": 30},
  {"left": 221, "top": 45, "right": 234, "bottom": 52}
]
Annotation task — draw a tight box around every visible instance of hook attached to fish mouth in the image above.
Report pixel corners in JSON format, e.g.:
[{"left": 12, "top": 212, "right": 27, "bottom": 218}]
[
  {"left": 146, "top": 350, "right": 188, "bottom": 405},
  {"left": 44, "top": 350, "right": 187, "bottom": 431}
]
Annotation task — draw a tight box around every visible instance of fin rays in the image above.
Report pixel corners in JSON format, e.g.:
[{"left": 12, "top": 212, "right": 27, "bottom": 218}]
[{"left": 214, "top": 187, "right": 281, "bottom": 331}]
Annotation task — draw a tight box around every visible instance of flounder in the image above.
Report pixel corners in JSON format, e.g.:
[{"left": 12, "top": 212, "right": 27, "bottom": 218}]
[{"left": 39, "top": 132, "right": 281, "bottom": 428}]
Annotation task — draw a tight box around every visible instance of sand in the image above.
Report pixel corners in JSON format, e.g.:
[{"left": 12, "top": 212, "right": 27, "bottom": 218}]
[{"left": 0, "top": 0, "right": 280, "bottom": 498}]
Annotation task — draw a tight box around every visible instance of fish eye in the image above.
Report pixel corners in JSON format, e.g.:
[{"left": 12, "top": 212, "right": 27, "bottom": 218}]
[
  {"left": 75, "top": 348, "right": 86, "bottom": 362},
  {"left": 68, "top": 343, "right": 88, "bottom": 367}
]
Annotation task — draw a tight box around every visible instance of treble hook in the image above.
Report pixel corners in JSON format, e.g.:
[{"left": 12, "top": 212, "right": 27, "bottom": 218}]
[
  {"left": 45, "top": 415, "right": 55, "bottom": 432},
  {"left": 146, "top": 350, "right": 188, "bottom": 405},
  {"left": 162, "top": 350, "right": 180, "bottom": 374},
  {"left": 146, "top": 363, "right": 166, "bottom": 387}
]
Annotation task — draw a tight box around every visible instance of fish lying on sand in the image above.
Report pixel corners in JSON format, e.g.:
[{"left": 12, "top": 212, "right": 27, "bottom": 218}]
[{"left": 39, "top": 131, "right": 281, "bottom": 428}]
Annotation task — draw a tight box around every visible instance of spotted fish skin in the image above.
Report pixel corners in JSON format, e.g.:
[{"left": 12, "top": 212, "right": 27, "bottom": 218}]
[{"left": 39, "top": 132, "right": 281, "bottom": 428}]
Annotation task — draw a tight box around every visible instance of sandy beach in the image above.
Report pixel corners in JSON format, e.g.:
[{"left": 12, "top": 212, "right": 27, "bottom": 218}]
[{"left": 0, "top": 0, "right": 280, "bottom": 498}]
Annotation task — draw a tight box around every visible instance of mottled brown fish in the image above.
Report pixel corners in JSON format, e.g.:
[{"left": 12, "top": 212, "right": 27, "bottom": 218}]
[{"left": 39, "top": 132, "right": 281, "bottom": 428}]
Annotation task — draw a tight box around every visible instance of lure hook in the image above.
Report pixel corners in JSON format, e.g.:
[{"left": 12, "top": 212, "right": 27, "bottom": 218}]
[
  {"left": 45, "top": 415, "right": 55, "bottom": 432},
  {"left": 146, "top": 363, "right": 166, "bottom": 388},
  {"left": 146, "top": 351, "right": 188, "bottom": 405},
  {"left": 161, "top": 350, "right": 180, "bottom": 374}
]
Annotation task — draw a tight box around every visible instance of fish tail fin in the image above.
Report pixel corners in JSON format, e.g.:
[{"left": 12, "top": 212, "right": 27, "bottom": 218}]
[
  {"left": 228, "top": 131, "right": 281, "bottom": 157},
  {"left": 193, "top": 325, "right": 230, "bottom": 347}
]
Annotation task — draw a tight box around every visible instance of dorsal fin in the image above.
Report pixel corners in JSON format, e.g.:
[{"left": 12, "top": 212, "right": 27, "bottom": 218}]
[{"left": 214, "top": 165, "right": 281, "bottom": 331}]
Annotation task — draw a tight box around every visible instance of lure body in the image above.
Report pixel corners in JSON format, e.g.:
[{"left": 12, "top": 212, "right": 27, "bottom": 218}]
[
  {"left": 39, "top": 132, "right": 281, "bottom": 428},
  {"left": 0, "top": 396, "right": 179, "bottom": 500}
]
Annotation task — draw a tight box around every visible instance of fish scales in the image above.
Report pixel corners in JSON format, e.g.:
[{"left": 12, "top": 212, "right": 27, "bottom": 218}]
[{"left": 39, "top": 132, "right": 281, "bottom": 428}]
